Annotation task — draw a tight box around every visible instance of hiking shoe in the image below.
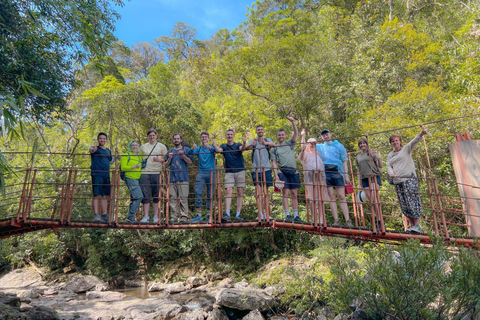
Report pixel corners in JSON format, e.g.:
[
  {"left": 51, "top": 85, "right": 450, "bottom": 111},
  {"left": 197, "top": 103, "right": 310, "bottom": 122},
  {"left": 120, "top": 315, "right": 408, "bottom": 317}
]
[
  {"left": 101, "top": 214, "right": 109, "bottom": 222},
  {"left": 92, "top": 214, "right": 101, "bottom": 222},
  {"left": 168, "top": 218, "right": 178, "bottom": 224},
  {"left": 153, "top": 216, "right": 159, "bottom": 224},
  {"left": 235, "top": 216, "right": 245, "bottom": 222},
  {"left": 125, "top": 216, "right": 136, "bottom": 223},
  {"left": 221, "top": 214, "right": 232, "bottom": 223},
  {"left": 140, "top": 215, "right": 150, "bottom": 223},
  {"left": 191, "top": 215, "right": 203, "bottom": 223},
  {"left": 409, "top": 224, "right": 422, "bottom": 233},
  {"left": 285, "top": 215, "right": 293, "bottom": 222},
  {"left": 332, "top": 219, "right": 340, "bottom": 227},
  {"left": 179, "top": 217, "right": 189, "bottom": 223},
  {"left": 345, "top": 220, "right": 354, "bottom": 228},
  {"left": 293, "top": 216, "right": 302, "bottom": 223}
]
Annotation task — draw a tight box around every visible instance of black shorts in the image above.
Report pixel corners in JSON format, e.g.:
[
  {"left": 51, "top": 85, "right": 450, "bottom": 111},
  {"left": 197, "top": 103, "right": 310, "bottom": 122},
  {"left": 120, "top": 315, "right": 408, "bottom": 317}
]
[
  {"left": 325, "top": 171, "right": 345, "bottom": 187},
  {"left": 361, "top": 175, "right": 382, "bottom": 188},
  {"left": 251, "top": 170, "right": 273, "bottom": 188},
  {"left": 140, "top": 174, "right": 160, "bottom": 204},
  {"left": 92, "top": 175, "right": 111, "bottom": 196},
  {"left": 279, "top": 172, "right": 301, "bottom": 190}
]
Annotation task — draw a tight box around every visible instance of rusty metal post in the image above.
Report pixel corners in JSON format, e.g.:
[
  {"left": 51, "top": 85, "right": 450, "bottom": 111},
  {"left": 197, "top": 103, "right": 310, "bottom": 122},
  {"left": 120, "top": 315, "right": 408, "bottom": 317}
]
[
  {"left": 217, "top": 168, "right": 223, "bottom": 224},
  {"left": 433, "top": 178, "right": 449, "bottom": 238},
  {"left": 348, "top": 153, "right": 358, "bottom": 227},
  {"left": 166, "top": 170, "right": 171, "bottom": 225},
  {"left": 67, "top": 169, "right": 78, "bottom": 224},
  {"left": 254, "top": 168, "right": 262, "bottom": 223},
  {"left": 263, "top": 169, "right": 272, "bottom": 222},
  {"left": 422, "top": 135, "right": 439, "bottom": 235},
  {"left": 62, "top": 169, "right": 72, "bottom": 223},
  {"left": 208, "top": 169, "right": 213, "bottom": 224},
  {"left": 24, "top": 169, "right": 37, "bottom": 221},
  {"left": 16, "top": 168, "right": 31, "bottom": 222}
]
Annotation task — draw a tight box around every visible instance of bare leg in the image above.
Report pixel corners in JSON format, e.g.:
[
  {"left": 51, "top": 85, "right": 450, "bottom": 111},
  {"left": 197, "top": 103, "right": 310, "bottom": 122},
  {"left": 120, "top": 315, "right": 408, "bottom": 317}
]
[
  {"left": 225, "top": 187, "right": 233, "bottom": 212},
  {"left": 282, "top": 189, "right": 290, "bottom": 211},
  {"left": 291, "top": 189, "right": 298, "bottom": 210},
  {"left": 153, "top": 202, "right": 159, "bottom": 218},
  {"left": 335, "top": 186, "right": 350, "bottom": 222},
  {"left": 143, "top": 202, "right": 150, "bottom": 217},
  {"left": 100, "top": 195, "right": 109, "bottom": 215},
  {"left": 327, "top": 187, "right": 339, "bottom": 220},
  {"left": 92, "top": 196, "right": 100, "bottom": 214},
  {"left": 236, "top": 188, "right": 244, "bottom": 213}
]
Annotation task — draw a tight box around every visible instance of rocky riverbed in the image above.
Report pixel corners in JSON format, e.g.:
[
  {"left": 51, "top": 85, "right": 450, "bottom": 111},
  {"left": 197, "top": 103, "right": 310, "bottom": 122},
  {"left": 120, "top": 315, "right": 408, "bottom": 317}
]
[{"left": 0, "top": 268, "right": 353, "bottom": 320}]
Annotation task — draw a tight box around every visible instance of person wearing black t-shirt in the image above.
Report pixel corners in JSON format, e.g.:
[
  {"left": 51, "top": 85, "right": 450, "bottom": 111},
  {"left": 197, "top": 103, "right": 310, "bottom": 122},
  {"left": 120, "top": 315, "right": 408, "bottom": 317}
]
[
  {"left": 213, "top": 129, "right": 247, "bottom": 222},
  {"left": 89, "top": 132, "right": 118, "bottom": 222}
]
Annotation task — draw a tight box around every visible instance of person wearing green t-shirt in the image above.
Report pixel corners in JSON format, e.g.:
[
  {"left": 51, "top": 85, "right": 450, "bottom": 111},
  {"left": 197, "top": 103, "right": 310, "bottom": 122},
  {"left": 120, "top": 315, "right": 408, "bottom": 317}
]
[{"left": 120, "top": 141, "right": 143, "bottom": 222}]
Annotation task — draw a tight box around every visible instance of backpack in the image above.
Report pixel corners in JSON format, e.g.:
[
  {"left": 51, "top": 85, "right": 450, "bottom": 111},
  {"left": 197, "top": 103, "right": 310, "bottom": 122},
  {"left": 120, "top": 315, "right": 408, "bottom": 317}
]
[
  {"left": 251, "top": 139, "right": 272, "bottom": 163},
  {"left": 119, "top": 154, "right": 131, "bottom": 181}
]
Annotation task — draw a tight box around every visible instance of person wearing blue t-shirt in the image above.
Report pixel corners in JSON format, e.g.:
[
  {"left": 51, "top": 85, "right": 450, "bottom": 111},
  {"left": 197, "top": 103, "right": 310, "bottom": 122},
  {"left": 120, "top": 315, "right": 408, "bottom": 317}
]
[
  {"left": 89, "top": 132, "right": 118, "bottom": 222},
  {"left": 213, "top": 129, "right": 247, "bottom": 223},
  {"left": 316, "top": 129, "right": 353, "bottom": 227},
  {"left": 190, "top": 132, "right": 216, "bottom": 222},
  {"left": 164, "top": 133, "right": 193, "bottom": 224}
]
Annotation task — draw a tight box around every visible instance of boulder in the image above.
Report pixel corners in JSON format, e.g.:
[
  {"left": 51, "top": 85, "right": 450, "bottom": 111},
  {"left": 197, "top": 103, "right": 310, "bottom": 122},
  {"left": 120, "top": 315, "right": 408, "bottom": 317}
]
[
  {"left": 333, "top": 313, "right": 349, "bottom": 320},
  {"left": 151, "top": 300, "right": 187, "bottom": 320},
  {"left": 165, "top": 282, "right": 186, "bottom": 294},
  {"left": 86, "top": 290, "right": 127, "bottom": 301},
  {"left": 215, "top": 278, "right": 234, "bottom": 289},
  {"left": 243, "top": 309, "right": 265, "bottom": 320},
  {"left": 64, "top": 275, "right": 108, "bottom": 293},
  {"left": 0, "top": 268, "right": 44, "bottom": 290},
  {"left": 186, "top": 277, "right": 208, "bottom": 287},
  {"left": 110, "top": 275, "right": 126, "bottom": 288},
  {"left": 26, "top": 306, "right": 59, "bottom": 320},
  {"left": 215, "top": 288, "right": 276, "bottom": 311},
  {"left": 206, "top": 308, "right": 228, "bottom": 320},
  {"left": 233, "top": 279, "right": 249, "bottom": 289},
  {"left": 149, "top": 282, "right": 169, "bottom": 292},
  {"left": 173, "top": 309, "right": 206, "bottom": 320}
]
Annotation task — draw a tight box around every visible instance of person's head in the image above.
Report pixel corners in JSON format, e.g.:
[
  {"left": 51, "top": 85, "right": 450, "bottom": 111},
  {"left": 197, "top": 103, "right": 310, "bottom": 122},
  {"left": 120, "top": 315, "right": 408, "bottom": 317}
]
[
  {"left": 129, "top": 140, "right": 139, "bottom": 153},
  {"left": 226, "top": 129, "right": 235, "bottom": 143},
  {"left": 321, "top": 129, "right": 332, "bottom": 142},
  {"left": 256, "top": 125, "right": 264, "bottom": 137},
  {"left": 200, "top": 131, "right": 209, "bottom": 144},
  {"left": 147, "top": 129, "right": 157, "bottom": 143},
  {"left": 389, "top": 135, "right": 402, "bottom": 151},
  {"left": 358, "top": 138, "right": 369, "bottom": 152},
  {"left": 97, "top": 132, "right": 107, "bottom": 146},
  {"left": 276, "top": 129, "right": 286, "bottom": 143},
  {"left": 172, "top": 133, "right": 183, "bottom": 147},
  {"left": 307, "top": 137, "right": 317, "bottom": 151}
]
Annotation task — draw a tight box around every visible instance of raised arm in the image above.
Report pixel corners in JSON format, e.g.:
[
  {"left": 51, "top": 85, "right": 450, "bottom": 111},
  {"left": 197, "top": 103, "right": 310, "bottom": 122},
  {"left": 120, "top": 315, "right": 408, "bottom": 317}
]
[
  {"left": 212, "top": 139, "right": 223, "bottom": 153},
  {"left": 287, "top": 116, "right": 298, "bottom": 143},
  {"left": 298, "top": 129, "right": 307, "bottom": 162}
]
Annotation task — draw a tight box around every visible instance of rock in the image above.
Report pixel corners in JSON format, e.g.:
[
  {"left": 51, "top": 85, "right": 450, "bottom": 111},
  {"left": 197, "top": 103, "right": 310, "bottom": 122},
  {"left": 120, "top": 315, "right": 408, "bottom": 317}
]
[
  {"left": 333, "top": 313, "right": 349, "bottom": 320},
  {"left": 0, "top": 302, "right": 27, "bottom": 319},
  {"left": 233, "top": 279, "right": 249, "bottom": 289},
  {"left": 26, "top": 306, "right": 59, "bottom": 320},
  {"left": 62, "top": 265, "right": 76, "bottom": 274},
  {"left": 0, "top": 294, "right": 20, "bottom": 307},
  {"left": 0, "top": 268, "right": 45, "bottom": 290},
  {"left": 215, "top": 288, "right": 276, "bottom": 311},
  {"left": 149, "top": 282, "right": 169, "bottom": 292},
  {"left": 110, "top": 275, "right": 126, "bottom": 288},
  {"left": 86, "top": 290, "right": 127, "bottom": 301},
  {"left": 206, "top": 308, "right": 228, "bottom": 320},
  {"left": 64, "top": 275, "right": 108, "bottom": 293},
  {"left": 206, "top": 273, "right": 223, "bottom": 282},
  {"left": 165, "top": 282, "right": 186, "bottom": 294},
  {"left": 351, "top": 308, "right": 368, "bottom": 320},
  {"left": 243, "top": 309, "right": 265, "bottom": 320},
  {"left": 186, "top": 277, "right": 208, "bottom": 287},
  {"left": 151, "top": 300, "right": 187, "bottom": 320},
  {"left": 315, "top": 314, "right": 327, "bottom": 320},
  {"left": 173, "top": 309, "right": 206, "bottom": 320},
  {"left": 42, "top": 288, "right": 58, "bottom": 295},
  {"left": 268, "top": 317, "right": 288, "bottom": 320},
  {"left": 23, "top": 289, "right": 40, "bottom": 299},
  {"left": 264, "top": 286, "right": 285, "bottom": 297},
  {"left": 215, "top": 278, "right": 234, "bottom": 289}
]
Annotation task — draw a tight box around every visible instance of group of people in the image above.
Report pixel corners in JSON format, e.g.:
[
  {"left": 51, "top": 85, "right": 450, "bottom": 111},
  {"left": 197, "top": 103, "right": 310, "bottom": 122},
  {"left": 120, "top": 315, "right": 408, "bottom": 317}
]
[{"left": 89, "top": 121, "right": 428, "bottom": 233}]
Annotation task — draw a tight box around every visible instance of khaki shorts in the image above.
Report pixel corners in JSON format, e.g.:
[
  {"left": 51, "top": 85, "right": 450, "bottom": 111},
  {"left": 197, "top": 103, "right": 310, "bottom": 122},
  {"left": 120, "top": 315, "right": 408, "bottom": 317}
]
[{"left": 225, "top": 171, "right": 246, "bottom": 188}]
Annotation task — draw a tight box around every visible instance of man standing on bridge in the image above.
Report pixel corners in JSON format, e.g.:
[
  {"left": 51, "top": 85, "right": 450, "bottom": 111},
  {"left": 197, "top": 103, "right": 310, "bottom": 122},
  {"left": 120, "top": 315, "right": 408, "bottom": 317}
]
[
  {"left": 90, "top": 132, "right": 118, "bottom": 222},
  {"left": 316, "top": 129, "right": 353, "bottom": 227},
  {"left": 164, "top": 133, "right": 193, "bottom": 224},
  {"left": 139, "top": 129, "right": 167, "bottom": 224},
  {"left": 212, "top": 129, "right": 247, "bottom": 222},
  {"left": 271, "top": 116, "right": 301, "bottom": 222}
]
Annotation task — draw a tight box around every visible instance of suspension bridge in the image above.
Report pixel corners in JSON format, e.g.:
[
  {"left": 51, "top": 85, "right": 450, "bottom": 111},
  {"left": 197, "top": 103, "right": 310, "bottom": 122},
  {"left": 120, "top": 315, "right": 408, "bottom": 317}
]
[{"left": 1, "top": 118, "right": 480, "bottom": 248}]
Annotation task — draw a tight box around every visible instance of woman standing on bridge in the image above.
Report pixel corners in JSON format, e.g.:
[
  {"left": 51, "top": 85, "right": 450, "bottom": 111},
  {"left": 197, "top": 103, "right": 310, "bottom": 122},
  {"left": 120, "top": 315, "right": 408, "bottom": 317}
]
[
  {"left": 121, "top": 141, "right": 143, "bottom": 222},
  {"left": 387, "top": 126, "right": 428, "bottom": 233}
]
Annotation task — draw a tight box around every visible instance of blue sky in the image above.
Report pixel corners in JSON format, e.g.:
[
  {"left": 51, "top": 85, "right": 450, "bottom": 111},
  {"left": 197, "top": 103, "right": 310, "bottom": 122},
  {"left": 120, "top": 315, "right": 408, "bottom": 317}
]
[{"left": 114, "top": 0, "right": 255, "bottom": 46}]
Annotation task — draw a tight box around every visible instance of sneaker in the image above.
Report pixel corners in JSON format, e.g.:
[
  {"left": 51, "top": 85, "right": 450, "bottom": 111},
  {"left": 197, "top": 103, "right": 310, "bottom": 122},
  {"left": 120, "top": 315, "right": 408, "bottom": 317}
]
[
  {"left": 332, "top": 219, "right": 340, "bottom": 227},
  {"left": 92, "top": 214, "right": 101, "bottom": 222},
  {"left": 285, "top": 215, "right": 293, "bottom": 222},
  {"left": 235, "top": 216, "right": 245, "bottom": 222},
  {"left": 293, "top": 216, "right": 302, "bottom": 223},
  {"left": 168, "top": 218, "right": 178, "bottom": 224},
  {"left": 345, "top": 220, "right": 354, "bottom": 228},
  {"left": 101, "top": 214, "right": 109, "bottom": 222},
  {"left": 125, "top": 215, "right": 136, "bottom": 223},
  {"left": 409, "top": 225, "right": 422, "bottom": 233},
  {"left": 179, "top": 217, "right": 189, "bottom": 223},
  {"left": 140, "top": 215, "right": 150, "bottom": 223},
  {"left": 153, "top": 216, "right": 159, "bottom": 224},
  {"left": 191, "top": 215, "right": 203, "bottom": 223},
  {"left": 221, "top": 214, "right": 232, "bottom": 223}
]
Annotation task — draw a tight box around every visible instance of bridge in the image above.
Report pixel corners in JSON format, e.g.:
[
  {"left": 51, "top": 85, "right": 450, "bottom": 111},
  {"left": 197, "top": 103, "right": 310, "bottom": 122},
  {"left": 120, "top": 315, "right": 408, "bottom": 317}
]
[{"left": 1, "top": 121, "right": 480, "bottom": 248}]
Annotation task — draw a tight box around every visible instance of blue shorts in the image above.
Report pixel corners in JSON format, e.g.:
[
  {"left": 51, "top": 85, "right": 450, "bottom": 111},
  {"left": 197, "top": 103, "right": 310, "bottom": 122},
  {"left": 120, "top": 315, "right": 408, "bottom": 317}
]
[
  {"left": 279, "top": 172, "right": 301, "bottom": 190},
  {"left": 325, "top": 171, "right": 344, "bottom": 187},
  {"left": 251, "top": 170, "right": 273, "bottom": 187},
  {"left": 92, "top": 175, "right": 111, "bottom": 196},
  {"left": 361, "top": 175, "right": 382, "bottom": 188}
]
